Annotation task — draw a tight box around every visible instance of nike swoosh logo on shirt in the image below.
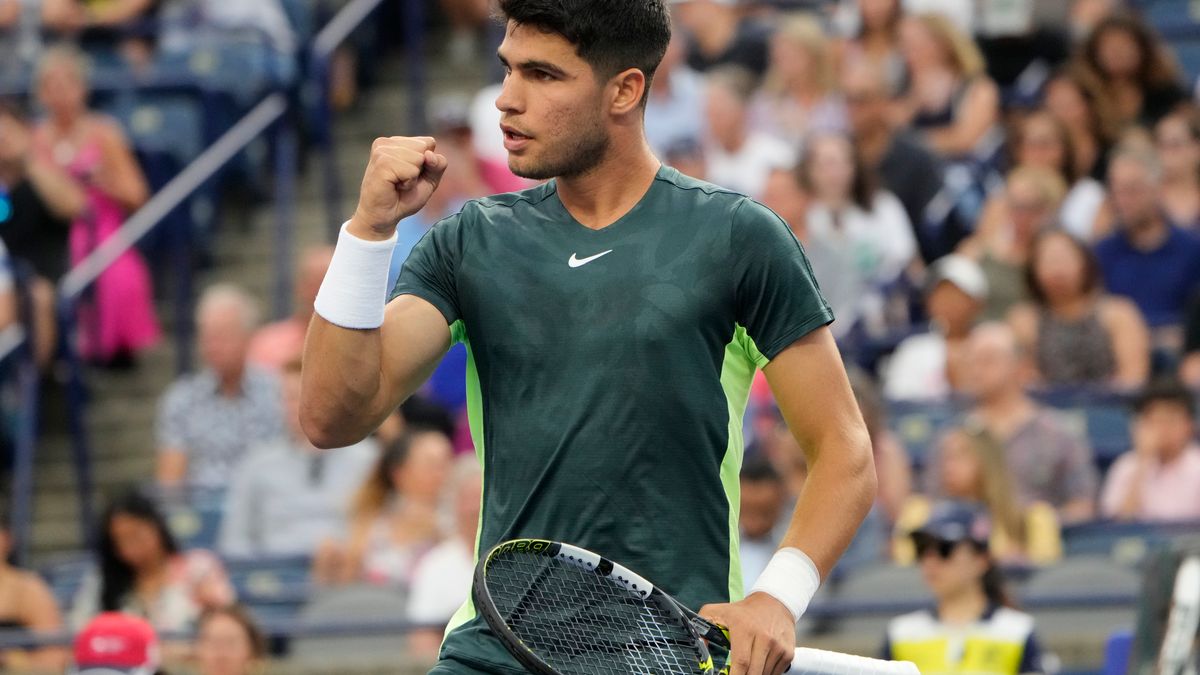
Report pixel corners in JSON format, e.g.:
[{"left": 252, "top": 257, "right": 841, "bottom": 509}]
[{"left": 568, "top": 250, "right": 614, "bottom": 268}]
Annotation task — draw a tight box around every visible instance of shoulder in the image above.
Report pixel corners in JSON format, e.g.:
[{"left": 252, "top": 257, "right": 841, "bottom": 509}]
[
  {"left": 986, "top": 606, "right": 1036, "bottom": 639},
  {"left": 1008, "top": 303, "right": 1039, "bottom": 333},
  {"left": 88, "top": 115, "right": 131, "bottom": 147},
  {"left": 463, "top": 182, "right": 558, "bottom": 217},
  {"left": 1093, "top": 233, "right": 1125, "bottom": 257},
  {"left": 161, "top": 372, "right": 208, "bottom": 406},
  {"left": 887, "top": 609, "right": 938, "bottom": 639},
  {"left": 1098, "top": 296, "right": 1142, "bottom": 325}
]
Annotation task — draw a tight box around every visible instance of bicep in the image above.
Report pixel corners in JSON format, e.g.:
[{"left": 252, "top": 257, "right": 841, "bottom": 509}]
[
  {"left": 379, "top": 293, "right": 454, "bottom": 407},
  {"left": 1105, "top": 301, "right": 1150, "bottom": 387},
  {"left": 156, "top": 449, "right": 188, "bottom": 485},
  {"left": 762, "top": 327, "right": 868, "bottom": 459},
  {"left": 21, "top": 579, "right": 63, "bottom": 632}
]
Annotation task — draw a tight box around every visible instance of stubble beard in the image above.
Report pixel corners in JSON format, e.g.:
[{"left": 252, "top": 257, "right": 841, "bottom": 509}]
[{"left": 509, "top": 117, "right": 612, "bottom": 181}]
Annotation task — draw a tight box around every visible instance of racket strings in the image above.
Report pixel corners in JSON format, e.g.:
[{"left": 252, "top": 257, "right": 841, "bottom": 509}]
[{"left": 486, "top": 553, "right": 706, "bottom": 674}]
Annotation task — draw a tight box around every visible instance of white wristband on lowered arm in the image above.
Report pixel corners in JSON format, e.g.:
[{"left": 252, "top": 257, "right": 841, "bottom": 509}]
[
  {"left": 750, "top": 547, "right": 821, "bottom": 623},
  {"left": 313, "top": 222, "right": 398, "bottom": 330}
]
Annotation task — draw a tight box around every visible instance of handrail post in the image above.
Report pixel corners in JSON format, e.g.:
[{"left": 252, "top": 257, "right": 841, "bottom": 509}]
[
  {"left": 9, "top": 275, "right": 39, "bottom": 568},
  {"left": 172, "top": 195, "right": 195, "bottom": 375},
  {"left": 403, "top": 0, "right": 428, "bottom": 134},
  {"left": 58, "top": 303, "right": 97, "bottom": 551},
  {"left": 273, "top": 114, "right": 299, "bottom": 320}
]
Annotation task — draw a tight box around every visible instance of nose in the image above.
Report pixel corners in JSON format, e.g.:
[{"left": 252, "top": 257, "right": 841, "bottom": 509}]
[{"left": 495, "top": 73, "right": 522, "bottom": 115}]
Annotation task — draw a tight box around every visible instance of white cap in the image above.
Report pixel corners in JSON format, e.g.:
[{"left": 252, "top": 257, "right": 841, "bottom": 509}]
[{"left": 927, "top": 254, "right": 989, "bottom": 301}]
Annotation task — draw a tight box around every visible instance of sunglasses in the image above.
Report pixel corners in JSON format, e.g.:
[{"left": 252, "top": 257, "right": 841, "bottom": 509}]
[{"left": 913, "top": 535, "right": 982, "bottom": 560}]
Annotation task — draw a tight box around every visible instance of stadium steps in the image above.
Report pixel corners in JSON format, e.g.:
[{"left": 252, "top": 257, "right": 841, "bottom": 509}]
[{"left": 26, "top": 54, "right": 487, "bottom": 563}]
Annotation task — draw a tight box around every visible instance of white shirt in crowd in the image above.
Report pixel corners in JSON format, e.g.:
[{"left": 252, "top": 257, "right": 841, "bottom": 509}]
[
  {"left": 406, "top": 538, "right": 475, "bottom": 625},
  {"left": 705, "top": 133, "right": 795, "bottom": 200},
  {"left": 883, "top": 331, "right": 950, "bottom": 402}
]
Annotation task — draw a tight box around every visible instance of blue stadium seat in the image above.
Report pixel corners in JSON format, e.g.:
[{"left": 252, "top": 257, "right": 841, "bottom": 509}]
[
  {"left": 1134, "top": 0, "right": 1200, "bottom": 29},
  {"left": 225, "top": 556, "right": 313, "bottom": 622},
  {"left": 1062, "top": 520, "right": 1200, "bottom": 565},
  {"left": 162, "top": 493, "right": 225, "bottom": 551},
  {"left": 886, "top": 401, "right": 962, "bottom": 469},
  {"left": 39, "top": 556, "right": 92, "bottom": 611},
  {"left": 1022, "top": 556, "right": 1140, "bottom": 641}
]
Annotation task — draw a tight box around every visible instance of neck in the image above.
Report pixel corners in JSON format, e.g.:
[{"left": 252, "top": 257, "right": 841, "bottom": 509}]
[
  {"left": 1126, "top": 217, "right": 1169, "bottom": 250},
  {"left": 938, "top": 585, "right": 989, "bottom": 625},
  {"left": 1160, "top": 443, "right": 1191, "bottom": 465},
  {"left": 856, "top": 125, "right": 890, "bottom": 165},
  {"left": 218, "top": 367, "right": 245, "bottom": 397},
  {"left": 980, "top": 388, "right": 1031, "bottom": 420},
  {"left": 1163, "top": 172, "right": 1199, "bottom": 189},
  {"left": 1047, "top": 293, "right": 1093, "bottom": 319},
  {"left": 556, "top": 139, "right": 660, "bottom": 230}
]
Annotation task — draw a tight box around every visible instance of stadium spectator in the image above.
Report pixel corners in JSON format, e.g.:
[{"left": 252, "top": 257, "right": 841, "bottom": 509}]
[
  {"left": 0, "top": 102, "right": 79, "bottom": 365},
  {"left": 194, "top": 605, "right": 267, "bottom": 675},
  {"left": 759, "top": 167, "right": 809, "bottom": 243},
  {"left": 1077, "top": 13, "right": 1186, "bottom": 129},
  {"left": 0, "top": 102, "right": 78, "bottom": 282},
  {"left": 156, "top": 284, "right": 285, "bottom": 490},
  {"left": 32, "top": 45, "right": 159, "bottom": 367},
  {"left": 895, "top": 13, "right": 1002, "bottom": 160},
  {"left": 406, "top": 458, "right": 483, "bottom": 660},
  {"left": 1043, "top": 65, "right": 1120, "bottom": 182},
  {"left": 439, "top": 0, "right": 490, "bottom": 64},
  {"left": 1007, "top": 109, "right": 1106, "bottom": 241},
  {"left": 313, "top": 428, "right": 453, "bottom": 587},
  {"left": 217, "top": 359, "right": 378, "bottom": 559},
  {"left": 247, "top": 245, "right": 334, "bottom": 373},
  {"left": 798, "top": 132, "right": 916, "bottom": 338},
  {"left": 0, "top": 238, "right": 15, "bottom": 337},
  {"left": 1154, "top": 107, "right": 1200, "bottom": 231},
  {"left": 1101, "top": 378, "right": 1200, "bottom": 521},
  {"left": 749, "top": 14, "right": 846, "bottom": 150},
  {"left": 1009, "top": 229, "right": 1149, "bottom": 389},
  {"left": 1184, "top": 296, "right": 1200, "bottom": 389},
  {"left": 703, "top": 66, "right": 793, "bottom": 199},
  {"left": 645, "top": 28, "right": 705, "bottom": 158},
  {"left": 929, "top": 323, "right": 1097, "bottom": 522},
  {"left": 0, "top": 507, "right": 66, "bottom": 671},
  {"left": 882, "top": 502, "right": 1045, "bottom": 675},
  {"left": 72, "top": 612, "right": 163, "bottom": 675},
  {"left": 670, "top": 0, "right": 770, "bottom": 76},
  {"left": 42, "top": 0, "right": 157, "bottom": 33},
  {"left": 959, "top": 166, "right": 1066, "bottom": 321},
  {"left": 0, "top": 0, "right": 16, "bottom": 27},
  {"left": 71, "top": 492, "right": 234, "bottom": 634},
  {"left": 883, "top": 254, "right": 987, "bottom": 401},
  {"left": 896, "top": 426, "right": 1062, "bottom": 566},
  {"left": 1094, "top": 145, "right": 1200, "bottom": 336},
  {"left": 834, "top": 0, "right": 905, "bottom": 96},
  {"left": 840, "top": 58, "right": 956, "bottom": 262},
  {"left": 738, "top": 457, "right": 788, "bottom": 590}
]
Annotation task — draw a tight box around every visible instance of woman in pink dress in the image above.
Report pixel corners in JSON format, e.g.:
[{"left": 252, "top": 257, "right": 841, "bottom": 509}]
[{"left": 33, "top": 45, "right": 159, "bottom": 365}]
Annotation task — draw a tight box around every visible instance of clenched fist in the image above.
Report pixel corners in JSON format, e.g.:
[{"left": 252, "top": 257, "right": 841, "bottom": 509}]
[{"left": 348, "top": 136, "right": 448, "bottom": 241}]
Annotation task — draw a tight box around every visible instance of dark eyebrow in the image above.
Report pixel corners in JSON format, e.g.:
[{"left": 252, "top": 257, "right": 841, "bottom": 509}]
[{"left": 496, "top": 52, "right": 567, "bottom": 78}]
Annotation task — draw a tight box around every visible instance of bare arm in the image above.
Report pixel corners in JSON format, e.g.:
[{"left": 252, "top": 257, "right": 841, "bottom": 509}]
[
  {"left": 156, "top": 448, "right": 188, "bottom": 487},
  {"left": 24, "top": 154, "right": 88, "bottom": 221},
  {"left": 765, "top": 327, "right": 877, "bottom": 578},
  {"left": 82, "top": 0, "right": 155, "bottom": 25},
  {"left": 94, "top": 120, "right": 149, "bottom": 212},
  {"left": 19, "top": 575, "right": 67, "bottom": 671},
  {"left": 1102, "top": 298, "right": 1151, "bottom": 390},
  {"left": 301, "top": 296, "right": 450, "bottom": 448},
  {"left": 925, "top": 79, "right": 1000, "bottom": 157},
  {"left": 300, "top": 136, "right": 450, "bottom": 449}
]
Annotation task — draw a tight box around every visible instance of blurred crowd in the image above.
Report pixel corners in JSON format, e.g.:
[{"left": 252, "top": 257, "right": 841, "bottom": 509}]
[{"left": 1, "top": 0, "right": 1200, "bottom": 672}]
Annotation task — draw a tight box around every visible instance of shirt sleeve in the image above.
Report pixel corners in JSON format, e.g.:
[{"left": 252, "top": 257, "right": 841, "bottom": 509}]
[
  {"left": 1100, "top": 453, "right": 1136, "bottom": 518},
  {"left": 156, "top": 382, "right": 189, "bottom": 453},
  {"left": 1018, "top": 631, "right": 1045, "bottom": 674},
  {"left": 731, "top": 198, "right": 834, "bottom": 361},
  {"left": 390, "top": 211, "right": 466, "bottom": 326}
]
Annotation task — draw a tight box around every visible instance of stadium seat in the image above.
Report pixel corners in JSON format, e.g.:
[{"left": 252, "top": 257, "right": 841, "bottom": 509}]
[
  {"left": 38, "top": 556, "right": 93, "bottom": 611},
  {"left": 225, "top": 556, "right": 313, "bottom": 622},
  {"left": 160, "top": 489, "right": 226, "bottom": 550},
  {"left": 886, "top": 401, "right": 962, "bottom": 469},
  {"left": 1103, "top": 629, "right": 1134, "bottom": 675},
  {"left": 1061, "top": 520, "right": 1200, "bottom": 566},
  {"left": 1021, "top": 556, "right": 1139, "bottom": 641},
  {"left": 289, "top": 585, "right": 411, "bottom": 665},
  {"left": 820, "top": 564, "right": 930, "bottom": 640}
]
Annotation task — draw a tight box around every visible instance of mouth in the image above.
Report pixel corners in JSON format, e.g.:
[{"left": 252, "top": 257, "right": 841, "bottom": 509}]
[{"left": 501, "top": 124, "right": 533, "bottom": 152}]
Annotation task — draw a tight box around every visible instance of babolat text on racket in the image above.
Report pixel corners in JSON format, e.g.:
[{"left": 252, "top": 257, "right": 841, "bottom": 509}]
[{"left": 472, "top": 538, "right": 919, "bottom": 675}]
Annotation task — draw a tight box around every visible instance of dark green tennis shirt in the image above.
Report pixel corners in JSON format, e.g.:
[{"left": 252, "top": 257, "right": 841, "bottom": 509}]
[{"left": 392, "top": 166, "right": 833, "bottom": 674}]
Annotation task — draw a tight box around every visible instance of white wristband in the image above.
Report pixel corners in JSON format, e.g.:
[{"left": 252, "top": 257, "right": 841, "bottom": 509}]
[
  {"left": 749, "top": 547, "right": 821, "bottom": 623},
  {"left": 313, "top": 222, "right": 398, "bottom": 330}
]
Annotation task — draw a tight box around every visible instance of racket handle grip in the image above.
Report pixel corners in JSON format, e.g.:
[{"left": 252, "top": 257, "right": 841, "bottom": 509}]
[{"left": 786, "top": 647, "right": 920, "bottom": 675}]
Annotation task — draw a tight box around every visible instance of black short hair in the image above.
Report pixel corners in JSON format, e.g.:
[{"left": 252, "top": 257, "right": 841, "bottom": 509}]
[
  {"left": 498, "top": 0, "right": 671, "bottom": 98},
  {"left": 1133, "top": 377, "right": 1196, "bottom": 417},
  {"left": 740, "top": 456, "right": 783, "bottom": 485}
]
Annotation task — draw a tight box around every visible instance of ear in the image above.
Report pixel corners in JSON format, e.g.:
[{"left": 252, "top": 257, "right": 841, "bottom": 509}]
[{"left": 608, "top": 67, "right": 648, "bottom": 116}]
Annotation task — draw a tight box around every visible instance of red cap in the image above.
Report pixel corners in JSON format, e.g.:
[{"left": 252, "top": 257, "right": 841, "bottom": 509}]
[{"left": 73, "top": 612, "right": 159, "bottom": 675}]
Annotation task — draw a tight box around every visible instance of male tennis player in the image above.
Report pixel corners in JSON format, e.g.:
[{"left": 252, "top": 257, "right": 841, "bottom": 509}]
[{"left": 300, "top": 1, "right": 876, "bottom": 673}]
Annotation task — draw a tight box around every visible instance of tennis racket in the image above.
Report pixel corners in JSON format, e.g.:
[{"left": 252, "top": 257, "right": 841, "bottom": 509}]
[
  {"left": 1158, "top": 555, "right": 1200, "bottom": 675},
  {"left": 472, "top": 538, "right": 919, "bottom": 675}
]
